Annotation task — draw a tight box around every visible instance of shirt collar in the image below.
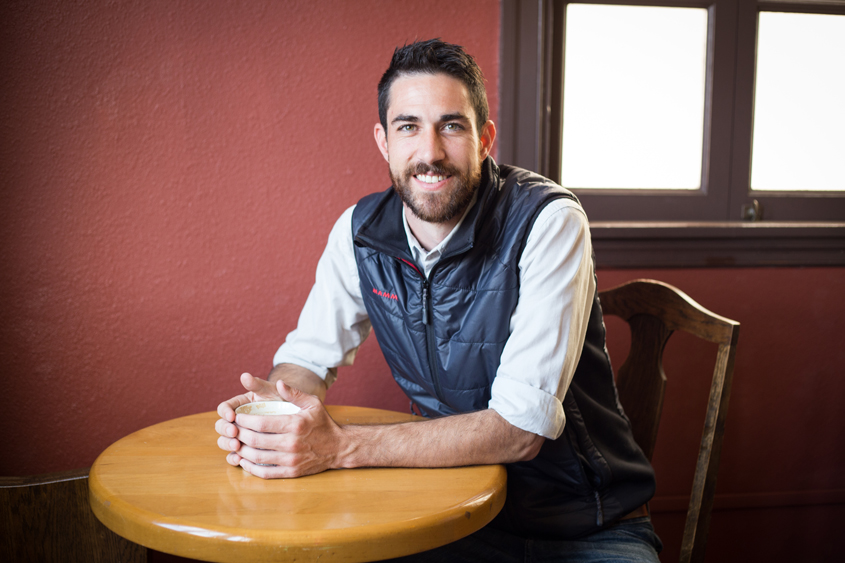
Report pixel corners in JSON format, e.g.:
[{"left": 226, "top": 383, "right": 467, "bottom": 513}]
[{"left": 402, "top": 191, "right": 478, "bottom": 278}]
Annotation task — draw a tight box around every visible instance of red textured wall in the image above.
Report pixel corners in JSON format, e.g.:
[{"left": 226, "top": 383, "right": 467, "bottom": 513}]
[
  {"left": 0, "top": 0, "right": 499, "bottom": 476},
  {"left": 2, "top": 2, "right": 843, "bottom": 562}
]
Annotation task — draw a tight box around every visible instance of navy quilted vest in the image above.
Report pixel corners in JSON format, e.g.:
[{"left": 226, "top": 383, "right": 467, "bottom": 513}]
[{"left": 352, "top": 158, "right": 655, "bottom": 539}]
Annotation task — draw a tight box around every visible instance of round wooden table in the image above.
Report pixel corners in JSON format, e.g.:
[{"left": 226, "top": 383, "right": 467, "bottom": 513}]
[{"left": 89, "top": 406, "right": 507, "bottom": 562}]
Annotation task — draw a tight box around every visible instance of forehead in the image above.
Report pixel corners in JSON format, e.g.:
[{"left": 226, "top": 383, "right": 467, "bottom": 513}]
[{"left": 386, "top": 72, "right": 474, "bottom": 121}]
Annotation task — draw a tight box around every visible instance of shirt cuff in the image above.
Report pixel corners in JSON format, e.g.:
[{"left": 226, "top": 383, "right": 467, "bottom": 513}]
[
  {"left": 272, "top": 348, "right": 338, "bottom": 388},
  {"left": 488, "top": 375, "right": 566, "bottom": 440}
]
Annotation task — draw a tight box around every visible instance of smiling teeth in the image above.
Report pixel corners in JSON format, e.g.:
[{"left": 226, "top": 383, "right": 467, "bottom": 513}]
[{"left": 417, "top": 174, "right": 446, "bottom": 184}]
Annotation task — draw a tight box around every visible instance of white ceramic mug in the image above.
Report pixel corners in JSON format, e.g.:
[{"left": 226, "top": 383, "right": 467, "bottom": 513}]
[{"left": 235, "top": 400, "right": 301, "bottom": 416}]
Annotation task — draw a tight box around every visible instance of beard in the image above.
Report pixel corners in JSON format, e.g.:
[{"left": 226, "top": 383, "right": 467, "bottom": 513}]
[{"left": 390, "top": 161, "right": 480, "bottom": 224}]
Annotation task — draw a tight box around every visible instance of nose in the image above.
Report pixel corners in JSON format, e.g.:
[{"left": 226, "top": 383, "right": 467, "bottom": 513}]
[{"left": 416, "top": 126, "right": 446, "bottom": 164}]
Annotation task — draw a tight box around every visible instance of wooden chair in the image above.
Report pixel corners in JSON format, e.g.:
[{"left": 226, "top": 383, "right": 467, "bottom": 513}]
[
  {"left": 598, "top": 279, "right": 739, "bottom": 563},
  {"left": 1, "top": 467, "right": 147, "bottom": 563}
]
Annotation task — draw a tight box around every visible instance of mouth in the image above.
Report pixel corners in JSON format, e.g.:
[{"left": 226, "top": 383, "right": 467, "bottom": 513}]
[{"left": 414, "top": 173, "right": 451, "bottom": 185}]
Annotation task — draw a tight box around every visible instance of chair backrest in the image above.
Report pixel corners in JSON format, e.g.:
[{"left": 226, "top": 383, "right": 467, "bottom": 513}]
[
  {"left": 599, "top": 279, "right": 739, "bottom": 563},
  {"left": 0, "top": 467, "right": 146, "bottom": 563}
]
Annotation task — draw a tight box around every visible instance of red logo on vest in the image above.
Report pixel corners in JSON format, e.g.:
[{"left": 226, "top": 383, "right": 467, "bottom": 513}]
[{"left": 373, "top": 287, "right": 398, "bottom": 301}]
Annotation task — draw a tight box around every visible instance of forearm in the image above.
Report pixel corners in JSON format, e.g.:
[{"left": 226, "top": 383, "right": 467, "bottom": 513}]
[
  {"left": 267, "top": 363, "right": 328, "bottom": 402},
  {"left": 336, "top": 409, "right": 544, "bottom": 469}
]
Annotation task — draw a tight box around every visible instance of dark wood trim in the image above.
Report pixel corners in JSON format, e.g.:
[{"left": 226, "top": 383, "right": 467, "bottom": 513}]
[
  {"left": 499, "top": 0, "right": 546, "bottom": 172},
  {"left": 538, "top": 0, "right": 556, "bottom": 178},
  {"left": 758, "top": 0, "right": 845, "bottom": 15},
  {"left": 651, "top": 487, "right": 845, "bottom": 513},
  {"left": 498, "top": 0, "right": 519, "bottom": 165},
  {"left": 591, "top": 222, "right": 845, "bottom": 267},
  {"left": 546, "top": 0, "right": 564, "bottom": 183}
]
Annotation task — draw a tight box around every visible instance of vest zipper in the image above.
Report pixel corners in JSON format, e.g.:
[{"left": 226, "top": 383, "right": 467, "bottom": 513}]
[
  {"left": 396, "top": 257, "right": 445, "bottom": 404},
  {"left": 422, "top": 283, "right": 429, "bottom": 325},
  {"left": 421, "top": 278, "right": 445, "bottom": 403}
]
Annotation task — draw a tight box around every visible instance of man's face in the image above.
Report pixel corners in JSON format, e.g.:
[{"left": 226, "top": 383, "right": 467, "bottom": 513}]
[{"left": 374, "top": 73, "right": 495, "bottom": 225}]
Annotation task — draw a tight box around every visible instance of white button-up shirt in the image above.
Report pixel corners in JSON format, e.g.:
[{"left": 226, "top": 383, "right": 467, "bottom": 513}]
[{"left": 273, "top": 198, "right": 595, "bottom": 440}]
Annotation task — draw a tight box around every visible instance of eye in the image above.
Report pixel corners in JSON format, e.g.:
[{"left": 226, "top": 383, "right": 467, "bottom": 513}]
[
  {"left": 398, "top": 124, "right": 416, "bottom": 132},
  {"left": 444, "top": 122, "right": 464, "bottom": 131}
]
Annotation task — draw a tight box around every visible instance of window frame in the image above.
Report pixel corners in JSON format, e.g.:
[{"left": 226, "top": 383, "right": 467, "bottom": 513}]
[{"left": 499, "top": 0, "right": 845, "bottom": 267}]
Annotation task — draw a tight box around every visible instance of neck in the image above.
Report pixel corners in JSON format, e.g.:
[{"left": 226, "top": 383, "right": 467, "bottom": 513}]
[{"left": 403, "top": 205, "right": 461, "bottom": 252}]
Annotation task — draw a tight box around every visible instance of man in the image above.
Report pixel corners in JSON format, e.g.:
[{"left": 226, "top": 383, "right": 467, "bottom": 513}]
[{"left": 216, "top": 39, "right": 661, "bottom": 562}]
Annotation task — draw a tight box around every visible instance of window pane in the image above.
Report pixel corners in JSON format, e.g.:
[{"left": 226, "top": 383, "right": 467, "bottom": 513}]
[
  {"left": 750, "top": 12, "right": 845, "bottom": 192},
  {"left": 560, "top": 4, "right": 708, "bottom": 189}
]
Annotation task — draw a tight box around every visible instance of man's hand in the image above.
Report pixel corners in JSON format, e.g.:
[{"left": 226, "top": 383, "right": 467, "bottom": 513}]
[
  {"left": 216, "top": 372, "right": 282, "bottom": 469},
  {"left": 216, "top": 372, "right": 284, "bottom": 426},
  {"left": 216, "top": 372, "right": 344, "bottom": 478},
  {"left": 230, "top": 380, "right": 347, "bottom": 478}
]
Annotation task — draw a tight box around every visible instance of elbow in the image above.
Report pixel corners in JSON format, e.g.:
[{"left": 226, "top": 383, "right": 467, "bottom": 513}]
[
  {"left": 492, "top": 410, "right": 546, "bottom": 462},
  {"left": 515, "top": 433, "right": 545, "bottom": 462}
]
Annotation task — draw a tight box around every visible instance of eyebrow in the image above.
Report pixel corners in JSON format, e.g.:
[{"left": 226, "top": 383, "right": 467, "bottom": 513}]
[
  {"left": 391, "top": 114, "right": 419, "bottom": 125},
  {"left": 440, "top": 113, "right": 470, "bottom": 123},
  {"left": 390, "top": 113, "right": 471, "bottom": 125}
]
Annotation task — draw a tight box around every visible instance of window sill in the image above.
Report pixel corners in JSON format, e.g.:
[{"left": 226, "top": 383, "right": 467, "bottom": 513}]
[{"left": 590, "top": 221, "right": 845, "bottom": 268}]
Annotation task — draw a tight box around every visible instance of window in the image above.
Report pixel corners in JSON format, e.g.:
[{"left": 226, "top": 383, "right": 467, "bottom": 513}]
[
  {"left": 500, "top": 0, "right": 845, "bottom": 266},
  {"left": 559, "top": 3, "right": 709, "bottom": 190},
  {"left": 750, "top": 11, "right": 845, "bottom": 192}
]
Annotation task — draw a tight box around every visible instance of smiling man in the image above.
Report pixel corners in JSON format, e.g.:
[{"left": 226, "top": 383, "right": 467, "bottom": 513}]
[{"left": 216, "top": 39, "right": 661, "bottom": 562}]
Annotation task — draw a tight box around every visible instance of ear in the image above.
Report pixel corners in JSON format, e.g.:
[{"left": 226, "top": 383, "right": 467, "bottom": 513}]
[
  {"left": 478, "top": 120, "right": 497, "bottom": 160},
  {"left": 374, "top": 123, "right": 390, "bottom": 163}
]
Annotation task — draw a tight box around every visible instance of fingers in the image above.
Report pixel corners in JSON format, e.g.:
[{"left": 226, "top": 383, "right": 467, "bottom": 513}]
[
  {"left": 217, "top": 400, "right": 236, "bottom": 423},
  {"left": 217, "top": 375, "right": 339, "bottom": 479},
  {"left": 276, "top": 379, "right": 321, "bottom": 411},
  {"left": 235, "top": 414, "right": 298, "bottom": 435},
  {"left": 216, "top": 410, "right": 241, "bottom": 440},
  {"left": 217, "top": 392, "right": 253, "bottom": 423},
  {"left": 219, "top": 403, "right": 302, "bottom": 461},
  {"left": 215, "top": 417, "right": 240, "bottom": 440},
  {"left": 217, "top": 434, "right": 242, "bottom": 453},
  {"left": 239, "top": 458, "right": 295, "bottom": 479},
  {"left": 217, "top": 372, "right": 280, "bottom": 424},
  {"left": 241, "top": 372, "right": 281, "bottom": 399},
  {"left": 226, "top": 452, "right": 242, "bottom": 467},
  {"left": 218, "top": 372, "right": 305, "bottom": 473},
  {"left": 216, "top": 416, "right": 243, "bottom": 457},
  {"left": 237, "top": 449, "right": 323, "bottom": 479}
]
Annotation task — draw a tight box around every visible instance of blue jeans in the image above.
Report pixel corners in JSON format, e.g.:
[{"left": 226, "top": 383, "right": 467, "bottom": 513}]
[{"left": 384, "top": 517, "right": 662, "bottom": 563}]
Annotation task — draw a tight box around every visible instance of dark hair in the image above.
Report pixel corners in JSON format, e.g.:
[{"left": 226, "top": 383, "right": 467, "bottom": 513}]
[{"left": 377, "top": 39, "right": 489, "bottom": 135}]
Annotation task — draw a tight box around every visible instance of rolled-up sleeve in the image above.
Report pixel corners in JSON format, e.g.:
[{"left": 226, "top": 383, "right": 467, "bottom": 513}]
[
  {"left": 272, "top": 206, "right": 370, "bottom": 387},
  {"left": 488, "top": 199, "right": 595, "bottom": 439}
]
